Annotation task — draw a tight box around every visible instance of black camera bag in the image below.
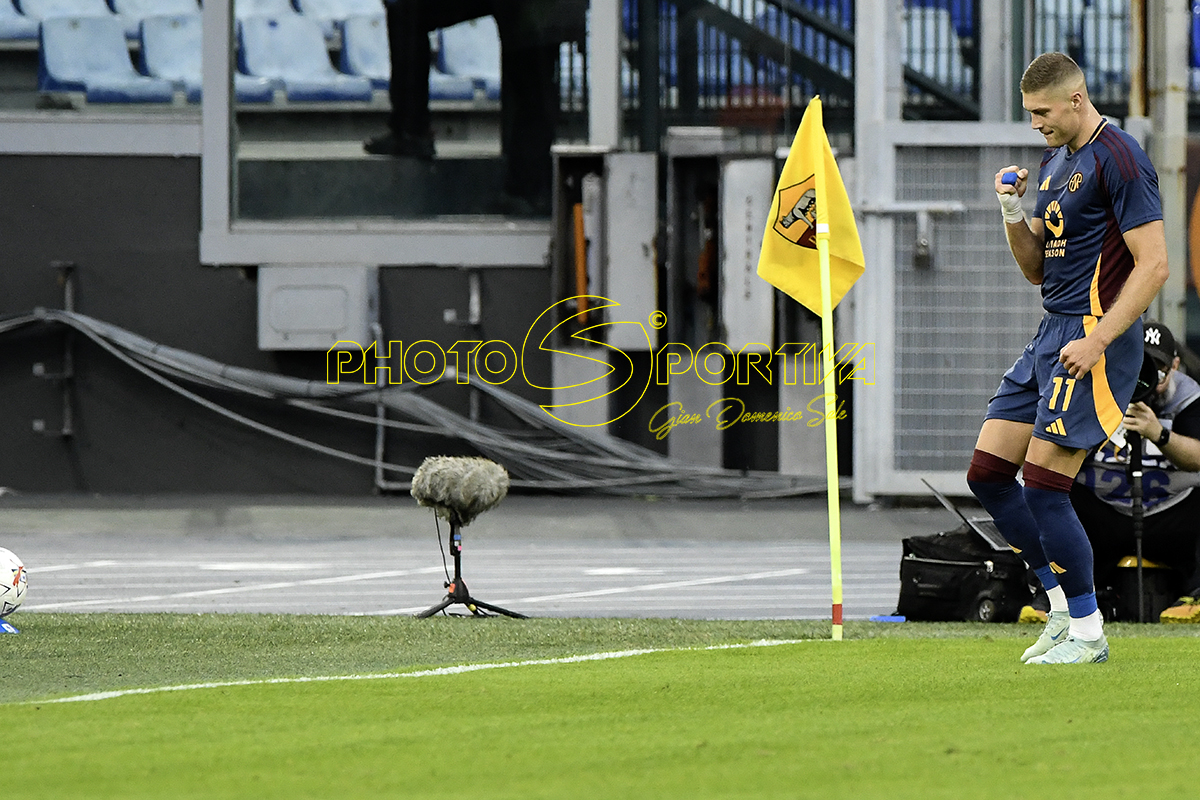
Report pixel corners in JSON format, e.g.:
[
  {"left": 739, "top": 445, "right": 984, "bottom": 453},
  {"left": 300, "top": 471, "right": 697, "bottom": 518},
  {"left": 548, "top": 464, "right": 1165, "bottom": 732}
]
[{"left": 897, "top": 522, "right": 1034, "bottom": 622}]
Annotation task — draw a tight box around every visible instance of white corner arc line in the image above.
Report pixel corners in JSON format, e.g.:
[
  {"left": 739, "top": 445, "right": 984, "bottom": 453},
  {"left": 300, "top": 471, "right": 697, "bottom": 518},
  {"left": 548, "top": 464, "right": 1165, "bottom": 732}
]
[{"left": 27, "top": 639, "right": 816, "bottom": 705}]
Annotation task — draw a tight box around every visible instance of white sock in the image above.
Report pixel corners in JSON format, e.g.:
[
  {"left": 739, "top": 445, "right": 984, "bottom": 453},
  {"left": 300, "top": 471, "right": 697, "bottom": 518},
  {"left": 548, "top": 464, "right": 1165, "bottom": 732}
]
[
  {"left": 1046, "top": 585, "right": 1068, "bottom": 614},
  {"left": 1070, "top": 609, "right": 1104, "bottom": 641}
]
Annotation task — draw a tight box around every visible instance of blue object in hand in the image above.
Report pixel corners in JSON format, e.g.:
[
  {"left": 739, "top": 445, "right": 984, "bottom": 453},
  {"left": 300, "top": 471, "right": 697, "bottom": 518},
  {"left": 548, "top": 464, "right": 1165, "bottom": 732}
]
[{"left": 1001, "top": 172, "right": 1019, "bottom": 186}]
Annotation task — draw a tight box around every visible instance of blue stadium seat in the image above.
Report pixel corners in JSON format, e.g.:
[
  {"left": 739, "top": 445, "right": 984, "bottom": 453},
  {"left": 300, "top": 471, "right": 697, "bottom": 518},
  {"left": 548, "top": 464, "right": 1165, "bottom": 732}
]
[
  {"left": 235, "top": 0, "right": 295, "bottom": 19},
  {"left": 238, "top": 15, "right": 373, "bottom": 101},
  {"left": 111, "top": 0, "right": 198, "bottom": 37},
  {"left": 438, "top": 16, "right": 500, "bottom": 100},
  {"left": 753, "top": 4, "right": 853, "bottom": 89},
  {"left": 339, "top": 13, "right": 474, "bottom": 99},
  {"left": 902, "top": 5, "right": 972, "bottom": 94},
  {"left": 294, "top": 0, "right": 382, "bottom": 39},
  {"left": 0, "top": 0, "right": 38, "bottom": 40},
  {"left": 18, "top": 0, "right": 112, "bottom": 20},
  {"left": 1030, "top": 0, "right": 1084, "bottom": 56},
  {"left": 39, "top": 14, "right": 175, "bottom": 102},
  {"left": 1081, "top": 0, "right": 1126, "bottom": 92},
  {"left": 906, "top": 0, "right": 973, "bottom": 40},
  {"left": 1193, "top": 0, "right": 1200, "bottom": 69},
  {"left": 140, "top": 13, "right": 276, "bottom": 103}
]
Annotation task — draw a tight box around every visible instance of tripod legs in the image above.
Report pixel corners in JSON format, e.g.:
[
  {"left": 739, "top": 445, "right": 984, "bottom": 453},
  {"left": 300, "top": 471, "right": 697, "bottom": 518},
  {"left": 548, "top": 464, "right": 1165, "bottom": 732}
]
[
  {"left": 414, "top": 521, "right": 528, "bottom": 619},
  {"left": 415, "top": 576, "right": 528, "bottom": 619}
]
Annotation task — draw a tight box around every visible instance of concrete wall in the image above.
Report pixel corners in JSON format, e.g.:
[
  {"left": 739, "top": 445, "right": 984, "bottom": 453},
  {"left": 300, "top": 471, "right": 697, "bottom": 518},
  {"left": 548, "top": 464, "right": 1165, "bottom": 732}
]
[{"left": 0, "top": 155, "right": 552, "bottom": 495}]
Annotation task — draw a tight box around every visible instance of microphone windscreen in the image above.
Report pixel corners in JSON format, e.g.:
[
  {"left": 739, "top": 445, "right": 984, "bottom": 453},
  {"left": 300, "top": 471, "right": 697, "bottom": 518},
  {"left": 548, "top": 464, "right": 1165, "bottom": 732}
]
[{"left": 411, "top": 456, "right": 510, "bottom": 526}]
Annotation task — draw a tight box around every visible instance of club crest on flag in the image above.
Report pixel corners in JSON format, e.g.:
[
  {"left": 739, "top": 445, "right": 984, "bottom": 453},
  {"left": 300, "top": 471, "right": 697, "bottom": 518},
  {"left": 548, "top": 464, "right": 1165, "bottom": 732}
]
[{"left": 773, "top": 177, "right": 818, "bottom": 249}]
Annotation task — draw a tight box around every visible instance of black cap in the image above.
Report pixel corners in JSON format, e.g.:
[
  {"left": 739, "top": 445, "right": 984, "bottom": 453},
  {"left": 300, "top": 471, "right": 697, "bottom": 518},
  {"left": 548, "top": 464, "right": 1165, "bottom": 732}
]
[{"left": 1143, "top": 320, "right": 1177, "bottom": 369}]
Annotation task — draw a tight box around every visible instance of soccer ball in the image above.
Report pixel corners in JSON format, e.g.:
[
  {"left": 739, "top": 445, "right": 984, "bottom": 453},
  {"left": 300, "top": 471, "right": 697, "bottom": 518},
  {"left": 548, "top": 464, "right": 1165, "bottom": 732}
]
[{"left": 0, "top": 548, "right": 27, "bottom": 617}]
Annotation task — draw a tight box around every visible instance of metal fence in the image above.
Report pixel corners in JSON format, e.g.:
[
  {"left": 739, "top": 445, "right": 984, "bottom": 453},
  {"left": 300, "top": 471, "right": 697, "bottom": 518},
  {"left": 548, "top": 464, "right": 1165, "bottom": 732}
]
[{"left": 892, "top": 145, "right": 1048, "bottom": 473}]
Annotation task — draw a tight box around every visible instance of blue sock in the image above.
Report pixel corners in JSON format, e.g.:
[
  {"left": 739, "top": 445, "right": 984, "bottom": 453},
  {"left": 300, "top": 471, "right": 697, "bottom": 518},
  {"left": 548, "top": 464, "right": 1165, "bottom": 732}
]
[
  {"left": 1023, "top": 481, "right": 1096, "bottom": 609},
  {"left": 967, "top": 450, "right": 1052, "bottom": 575},
  {"left": 1033, "top": 565, "right": 1062, "bottom": 596}
]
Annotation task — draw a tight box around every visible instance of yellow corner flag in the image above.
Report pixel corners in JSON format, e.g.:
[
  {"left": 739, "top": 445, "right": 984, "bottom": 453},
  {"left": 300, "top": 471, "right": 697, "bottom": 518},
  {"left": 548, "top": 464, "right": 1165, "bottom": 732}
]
[
  {"left": 758, "top": 96, "right": 864, "bottom": 642},
  {"left": 756, "top": 96, "right": 864, "bottom": 316}
]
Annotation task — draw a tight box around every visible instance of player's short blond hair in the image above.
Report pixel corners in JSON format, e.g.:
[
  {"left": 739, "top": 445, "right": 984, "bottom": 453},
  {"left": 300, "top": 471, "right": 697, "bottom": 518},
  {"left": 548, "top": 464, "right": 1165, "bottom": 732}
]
[{"left": 1020, "top": 52, "right": 1086, "bottom": 95}]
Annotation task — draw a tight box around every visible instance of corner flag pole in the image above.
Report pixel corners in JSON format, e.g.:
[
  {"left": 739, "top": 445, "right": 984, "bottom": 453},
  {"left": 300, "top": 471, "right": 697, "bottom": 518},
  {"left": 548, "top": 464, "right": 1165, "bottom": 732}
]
[{"left": 811, "top": 99, "right": 844, "bottom": 642}]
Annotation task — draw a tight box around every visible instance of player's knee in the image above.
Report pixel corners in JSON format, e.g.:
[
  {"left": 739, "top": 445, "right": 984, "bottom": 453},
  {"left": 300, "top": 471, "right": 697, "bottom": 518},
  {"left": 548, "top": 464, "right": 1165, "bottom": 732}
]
[
  {"left": 967, "top": 449, "right": 1020, "bottom": 487},
  {"left": 1022, "top": 462, "right": 1075, "bottom": 494}
]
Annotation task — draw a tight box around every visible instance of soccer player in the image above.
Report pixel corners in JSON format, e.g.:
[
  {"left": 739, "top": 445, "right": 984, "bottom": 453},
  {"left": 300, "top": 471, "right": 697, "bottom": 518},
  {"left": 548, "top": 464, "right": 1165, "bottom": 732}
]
[{"left": 966, "top": 52, "right": 1169, "bottom": 663}]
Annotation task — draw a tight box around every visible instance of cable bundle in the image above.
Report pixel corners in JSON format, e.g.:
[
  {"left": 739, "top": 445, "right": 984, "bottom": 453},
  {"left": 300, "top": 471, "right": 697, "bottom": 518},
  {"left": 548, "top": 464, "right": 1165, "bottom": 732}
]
[{"left": 1, "top": 309, "right": 831, "bottom": 499}]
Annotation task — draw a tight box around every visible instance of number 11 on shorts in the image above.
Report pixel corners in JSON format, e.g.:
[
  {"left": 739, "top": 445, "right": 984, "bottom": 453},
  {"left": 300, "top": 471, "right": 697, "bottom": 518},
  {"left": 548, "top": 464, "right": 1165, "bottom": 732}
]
[{"left": 1049, "top": 376, "right": 1076, "bottom": 411}]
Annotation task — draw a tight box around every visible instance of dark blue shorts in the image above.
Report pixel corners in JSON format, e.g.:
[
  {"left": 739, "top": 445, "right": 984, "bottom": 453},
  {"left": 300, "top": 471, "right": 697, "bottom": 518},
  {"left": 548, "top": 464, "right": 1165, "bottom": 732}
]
[{"left": 985, "top": 314, "right": 1142, "bottom": 450}]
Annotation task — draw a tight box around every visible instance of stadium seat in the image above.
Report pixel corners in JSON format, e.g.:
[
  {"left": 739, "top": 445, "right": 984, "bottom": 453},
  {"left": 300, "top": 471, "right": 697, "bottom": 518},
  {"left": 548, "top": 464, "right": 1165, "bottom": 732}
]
[
  {"left": 235, "top": 0, "right": 295, "bottom": 19},
  {"left": 140, "top": 13, "right": 276, "bottom": 103},
  {"left": 1081, "top": 0, "right": 1126, "bottom": 93},
  {"left": 39, "top": 14, "right": 175, "bottom": 102},
  {"left": 1193, "top": 0, "right": 1200, "bottom": 69},
  {"left": 238, "top": 14, "right": 373, "bottom": 101},
  {"left": 902, "top": 6, "right": 972, "bottom": 95},
  {"left": 906, "top": 0, "right": 973, "bottom": 40},
  {"left": 437, "top": 16, "right": 500, "bottom": 100},
  {"left": 294, "top": 0, "right": 382, "bottom": 39},
  {"left": 1192, "top": 0, "right": 1200, "bottom": 92},
  {"left": 339, "top": 13, "right": 475, "bottom": 99},
  {"left": 17, "top": 0, "right": 111, "bottom": 20},
  {"left": 0, "top": 0, "right": 38, "bottom": 40},
  {"left": 1032, "top": 0, "right": 1084, "bottom": 57},
  {"left": 110, "top": 0, "right": 198, "bottom": 37}
]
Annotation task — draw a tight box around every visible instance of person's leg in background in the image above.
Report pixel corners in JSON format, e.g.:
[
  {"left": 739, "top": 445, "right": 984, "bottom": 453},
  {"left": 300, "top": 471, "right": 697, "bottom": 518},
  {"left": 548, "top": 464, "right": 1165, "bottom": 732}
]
[
  {"left": 491, "top": 2, "right": 560, "bottom": 214},
  {"left": 367, "top": 0, "right": 490, "bottom": 158}
]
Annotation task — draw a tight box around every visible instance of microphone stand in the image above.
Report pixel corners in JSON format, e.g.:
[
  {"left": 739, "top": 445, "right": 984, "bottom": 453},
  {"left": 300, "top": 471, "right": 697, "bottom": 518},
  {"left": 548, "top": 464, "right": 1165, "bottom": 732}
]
[
  {"left": 415, "top": 513, "right": 528, "bottom": 619},
  {"left": 1126, "top": 430, "right": 1146, "bottom": 623}
]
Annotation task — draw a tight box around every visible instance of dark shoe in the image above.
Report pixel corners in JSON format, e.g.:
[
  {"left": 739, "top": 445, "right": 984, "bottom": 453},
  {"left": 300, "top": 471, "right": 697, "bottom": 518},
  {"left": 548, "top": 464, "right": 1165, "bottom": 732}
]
[{"left": 363, "top": 131, "right": 435, "bottom": 160}]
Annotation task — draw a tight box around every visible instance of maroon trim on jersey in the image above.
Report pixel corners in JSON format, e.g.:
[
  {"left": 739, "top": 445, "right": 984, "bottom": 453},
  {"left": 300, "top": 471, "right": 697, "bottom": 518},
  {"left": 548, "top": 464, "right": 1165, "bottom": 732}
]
[
  {"left": 1096, "top": 127, "right": 1137, "bottom": 182},
  {"left": 1096, "top": 211, "right": 1133, "bottom": 313}
]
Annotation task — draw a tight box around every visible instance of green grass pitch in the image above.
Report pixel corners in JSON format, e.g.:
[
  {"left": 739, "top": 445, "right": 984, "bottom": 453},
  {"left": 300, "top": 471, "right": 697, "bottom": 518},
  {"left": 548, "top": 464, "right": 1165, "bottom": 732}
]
[{"left": 5, "top": 615, "right": 1199, "bottom": 799}]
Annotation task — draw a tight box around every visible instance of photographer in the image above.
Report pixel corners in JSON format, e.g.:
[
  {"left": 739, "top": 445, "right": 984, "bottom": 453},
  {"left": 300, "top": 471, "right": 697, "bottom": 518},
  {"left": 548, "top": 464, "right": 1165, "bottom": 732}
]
[{"left": 1071, "top": 321, "right": 1200, "bottom": 622}]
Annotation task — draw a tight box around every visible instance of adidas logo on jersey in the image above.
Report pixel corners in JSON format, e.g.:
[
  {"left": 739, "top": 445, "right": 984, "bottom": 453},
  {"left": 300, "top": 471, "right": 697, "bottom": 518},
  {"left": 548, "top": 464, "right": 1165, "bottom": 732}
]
[
  {"left": 1040, "top": 175, "right": 1051, "bottom": 191},
  {"left": 1045, "top": 418, "right": 1067, "bottom": 436}
]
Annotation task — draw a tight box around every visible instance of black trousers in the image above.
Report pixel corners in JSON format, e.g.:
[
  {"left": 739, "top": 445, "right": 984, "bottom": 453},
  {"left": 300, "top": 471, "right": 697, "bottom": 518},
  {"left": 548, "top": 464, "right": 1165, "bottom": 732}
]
[
  {"left": 1070, "top": 483, "right": 1200, "bottom": 595},
  {"left": 384, "top": 0, "right": 560, "bottom": 202}
]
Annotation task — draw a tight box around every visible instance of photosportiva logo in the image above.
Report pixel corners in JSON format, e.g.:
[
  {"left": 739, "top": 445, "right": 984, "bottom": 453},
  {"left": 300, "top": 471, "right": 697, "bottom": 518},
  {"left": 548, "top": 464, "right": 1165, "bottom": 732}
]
[{"left": 327, "top": 295, "right": 875, "bottom": 430}]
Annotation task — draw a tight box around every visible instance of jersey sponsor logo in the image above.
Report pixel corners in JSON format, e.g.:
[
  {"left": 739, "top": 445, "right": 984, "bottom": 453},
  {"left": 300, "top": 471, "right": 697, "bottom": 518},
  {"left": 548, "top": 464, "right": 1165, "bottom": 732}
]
[
  {"left": 1039, "top": 175, "right": 1051, "bottom": 191},
  {"left": 1045, "top": 417, "right": 1068, "bottom": 436},
  {"left": 1068, "top": 172, "right": 1083, "bottom": 192},
  {"left": 1044, "top": 200, "right": 1065, "bottom": 239}
]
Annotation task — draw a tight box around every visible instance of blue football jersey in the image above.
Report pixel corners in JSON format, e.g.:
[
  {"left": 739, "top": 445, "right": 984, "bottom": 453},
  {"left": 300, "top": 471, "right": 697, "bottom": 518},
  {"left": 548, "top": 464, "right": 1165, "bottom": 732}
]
[{"left": 1033, "top": 120, "right": 1162, "bottom": 316}]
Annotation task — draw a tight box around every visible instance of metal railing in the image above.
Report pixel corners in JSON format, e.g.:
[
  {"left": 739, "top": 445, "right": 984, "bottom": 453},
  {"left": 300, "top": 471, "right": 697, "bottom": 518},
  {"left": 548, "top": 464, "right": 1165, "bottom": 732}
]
[{"left": 556, "top": 0, "right": 1200, "bottom": 153}]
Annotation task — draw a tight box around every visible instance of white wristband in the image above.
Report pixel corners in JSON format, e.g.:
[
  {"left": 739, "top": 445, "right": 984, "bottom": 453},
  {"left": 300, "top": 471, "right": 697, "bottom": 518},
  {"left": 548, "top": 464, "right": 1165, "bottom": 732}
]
[{"left": 997, "top": 191, "right": 1025, "bottom": 225}]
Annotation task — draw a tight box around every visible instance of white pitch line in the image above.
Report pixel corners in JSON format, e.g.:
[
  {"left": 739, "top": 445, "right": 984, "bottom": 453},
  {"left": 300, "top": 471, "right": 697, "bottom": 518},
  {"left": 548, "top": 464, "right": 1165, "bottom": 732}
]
[
  {"left": 28, "top": 639, "right": 816, "bottom": 705},
  {"left": 26, "top": 560, "right": 119, "bottom": 573},
  {"left": 23, "top": 566, "right": 446, "bottom": 610},
  {"left": 368, "top": 567, "right": 809, "bottom": 616}
]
